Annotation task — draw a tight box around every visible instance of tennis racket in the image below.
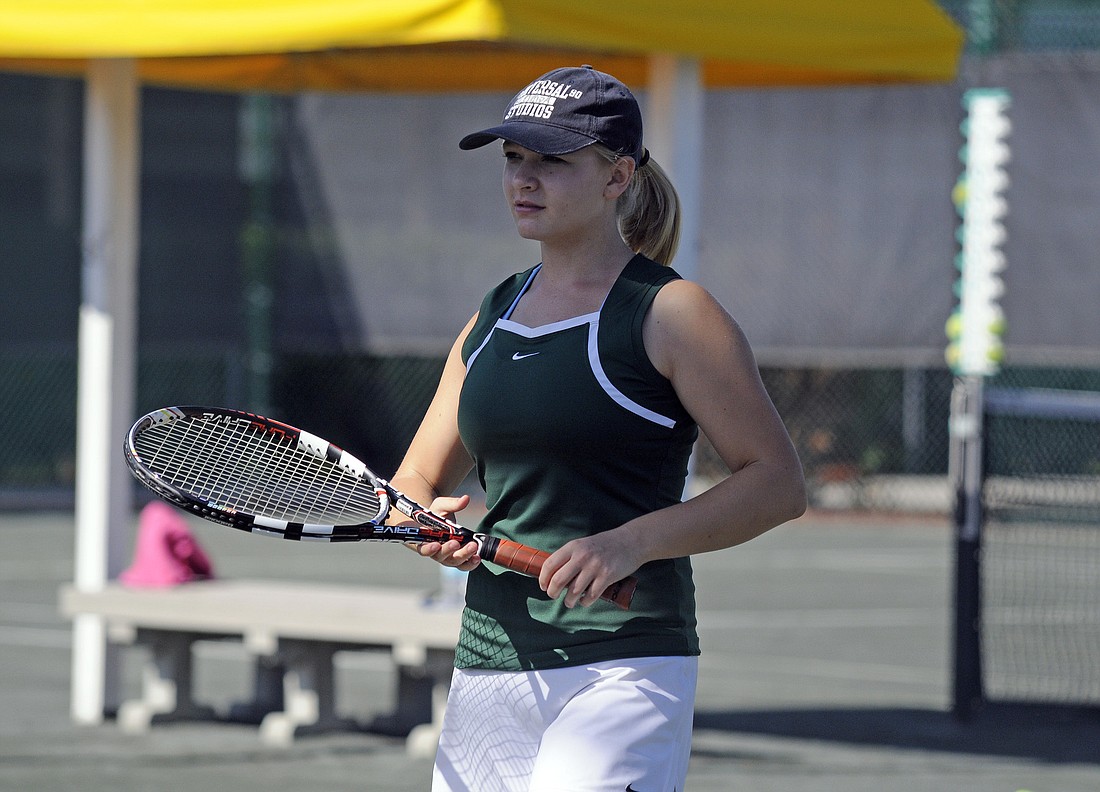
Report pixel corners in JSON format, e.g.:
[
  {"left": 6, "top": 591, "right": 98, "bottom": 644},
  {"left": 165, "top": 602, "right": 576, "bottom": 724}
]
[{"left": 124, "top": 406, "right": 636, "bottom": 609}]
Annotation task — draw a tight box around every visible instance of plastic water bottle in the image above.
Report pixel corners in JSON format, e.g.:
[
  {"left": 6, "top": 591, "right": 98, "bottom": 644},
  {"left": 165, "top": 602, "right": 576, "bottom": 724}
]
[{"left": 437, "top": 564, "right": 468, "bottom": 608}]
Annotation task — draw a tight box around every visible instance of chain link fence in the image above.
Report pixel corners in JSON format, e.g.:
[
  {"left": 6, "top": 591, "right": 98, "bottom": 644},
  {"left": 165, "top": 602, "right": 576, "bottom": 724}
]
[
  {"left": 979, "top": 385, "right": 1100, "bottom": 706},
  {"left": 3, "top": 348, "right": 1097, "bottom": 515},
  {"left": 939, "top": 0, "right": 1100, "bottom": 53}
]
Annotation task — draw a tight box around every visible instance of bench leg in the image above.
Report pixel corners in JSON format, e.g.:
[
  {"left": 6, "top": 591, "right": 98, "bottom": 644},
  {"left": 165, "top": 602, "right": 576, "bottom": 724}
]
[
  {"left": 367, "top": 662, "right": 433, "bottom": 737},
  {"left": 404, "top": 649, "right": 454, "bottom": 759},
  {"left": 228, "top": 654, "right": 285, "bottom": 724},
  {"left": 117, "top": 631, "right": 216, "bottom": 733},
  {"left": 259, "top": 640, "right": 355, "bottom": 746}
]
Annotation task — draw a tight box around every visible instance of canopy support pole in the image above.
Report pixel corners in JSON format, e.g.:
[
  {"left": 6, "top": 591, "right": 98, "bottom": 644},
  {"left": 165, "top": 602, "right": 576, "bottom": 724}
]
[
  {"left": 646, "top": 56, "right": 706, "bottom": 492},
  {"left": 71, "top": 58, "right": 140, "bottom": 724},
  {"left": 645, "top": 55, "right": 704, "bottom": 281}
]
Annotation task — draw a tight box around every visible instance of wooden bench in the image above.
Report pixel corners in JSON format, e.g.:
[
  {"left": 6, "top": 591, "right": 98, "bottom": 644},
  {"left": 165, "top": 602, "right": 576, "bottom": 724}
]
[{"left": 59, "top": 579, "right": 461, "bottom": 757}]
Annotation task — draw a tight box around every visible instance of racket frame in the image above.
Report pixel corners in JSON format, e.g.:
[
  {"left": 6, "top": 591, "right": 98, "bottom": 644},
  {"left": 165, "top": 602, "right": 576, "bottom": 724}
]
[{"left": 125, "top": 406, "right": 635, "bottom": 609}]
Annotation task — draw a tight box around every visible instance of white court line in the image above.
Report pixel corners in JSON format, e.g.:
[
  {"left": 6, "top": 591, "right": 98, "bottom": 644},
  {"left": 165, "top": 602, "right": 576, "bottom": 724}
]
[
  {"left": 697, "top": 607, "right": 943, "bottom": 630},
  {"left": 700, "top": 550, "right": 947, "bottom": 573},
  {"left": 0, "top": 602, "right": 63, "bottom": 622},
  {"left": 700, "top": 651, "right": 944, "bottom": 687},
  {"left": 0, "top": 625, "right": 71, "bottom": 649},
  {"left": 0, "top": 561, "right": 73, "bottom": 580},
  {"left": 0, "top": 625, "right": 403, "bottom": 675},
  {"left": 695, "top": 608, "right": 946, "bottom": 688}
]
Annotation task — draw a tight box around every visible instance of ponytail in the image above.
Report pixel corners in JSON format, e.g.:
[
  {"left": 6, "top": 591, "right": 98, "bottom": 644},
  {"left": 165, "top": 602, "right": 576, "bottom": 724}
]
[
  {"left": 596, "top": 145, "right": 682, "bottom": 266},
  {"left": 619, "top": 158, "right": 681, "bottom": 266}
]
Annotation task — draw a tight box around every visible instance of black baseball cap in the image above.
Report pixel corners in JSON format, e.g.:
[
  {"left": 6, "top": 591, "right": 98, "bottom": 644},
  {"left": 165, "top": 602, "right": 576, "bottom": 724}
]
[{"left": 459, "top": 65, "right": 648, "bottom": 166}]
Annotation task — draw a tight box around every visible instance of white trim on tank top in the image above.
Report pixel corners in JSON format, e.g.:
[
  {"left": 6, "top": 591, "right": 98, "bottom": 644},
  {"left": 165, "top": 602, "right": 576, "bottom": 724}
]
[{"left": 465, "top": 265, "right": 676, "bottom": 429}]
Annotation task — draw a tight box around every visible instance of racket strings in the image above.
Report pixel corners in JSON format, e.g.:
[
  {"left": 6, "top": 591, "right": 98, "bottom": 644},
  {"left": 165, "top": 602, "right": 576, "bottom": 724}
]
[
  {"left": 133, "top": 416, "right": 382, "bottom": 525},
  {"left": 138, "top": 417, "right": 278, "bottom": 515},
  {"left": 292, "top": 436, "right": 358, "bottom": 521}
]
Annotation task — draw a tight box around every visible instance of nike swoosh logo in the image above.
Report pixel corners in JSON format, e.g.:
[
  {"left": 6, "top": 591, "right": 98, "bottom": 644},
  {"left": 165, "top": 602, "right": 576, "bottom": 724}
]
[{"left": 512, "top": 351, "right": 540, "bottom": 361}]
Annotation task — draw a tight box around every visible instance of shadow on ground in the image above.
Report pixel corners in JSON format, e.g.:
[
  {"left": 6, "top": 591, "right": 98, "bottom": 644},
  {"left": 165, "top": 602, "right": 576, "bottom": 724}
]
[{"left": 693, "top": 703, "right": 1100, "bottom": 764}]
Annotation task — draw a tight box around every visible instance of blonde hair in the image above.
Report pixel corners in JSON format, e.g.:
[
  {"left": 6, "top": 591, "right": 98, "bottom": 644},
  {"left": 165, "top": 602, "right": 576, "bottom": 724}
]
[{"left": 595, "top": 145, "right": 681, "bottom": 266}]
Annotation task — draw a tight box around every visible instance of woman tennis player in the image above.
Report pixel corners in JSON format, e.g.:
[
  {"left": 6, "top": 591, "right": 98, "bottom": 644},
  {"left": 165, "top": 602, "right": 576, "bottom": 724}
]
[{"left": 389, "top": 65, "right": 807, "bottom": 792}]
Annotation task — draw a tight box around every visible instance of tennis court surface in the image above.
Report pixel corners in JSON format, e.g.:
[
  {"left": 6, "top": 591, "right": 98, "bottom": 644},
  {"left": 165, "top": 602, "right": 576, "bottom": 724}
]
[{"left": 2, "top": 509, "right": 1098, "bottom": 791}]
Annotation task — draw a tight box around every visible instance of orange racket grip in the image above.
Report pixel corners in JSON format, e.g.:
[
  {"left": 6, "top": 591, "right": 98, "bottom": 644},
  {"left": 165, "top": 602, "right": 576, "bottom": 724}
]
[
  {"left": 481, "top": 536, "right": 637, "bottom": 610},
  {"left": 488, "top": 537, "right": 550, "bottom": 576}
]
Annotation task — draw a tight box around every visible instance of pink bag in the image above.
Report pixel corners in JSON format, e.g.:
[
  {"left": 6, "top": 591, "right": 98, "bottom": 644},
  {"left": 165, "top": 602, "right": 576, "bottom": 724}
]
[{"left": 119, "top": 501, "right": 215, "bottom": 587}]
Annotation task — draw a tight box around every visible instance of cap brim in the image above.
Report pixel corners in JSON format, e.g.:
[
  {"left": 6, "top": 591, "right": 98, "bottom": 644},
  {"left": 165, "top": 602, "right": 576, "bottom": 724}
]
[{"left": 459, "top": 121, "right": 596, "bottom": 155}]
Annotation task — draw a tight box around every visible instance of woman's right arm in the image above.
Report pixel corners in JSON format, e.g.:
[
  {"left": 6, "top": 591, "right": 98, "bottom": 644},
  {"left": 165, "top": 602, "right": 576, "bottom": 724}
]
[{"left": 387, "top": 313, "right": 480, "bottom": 568}]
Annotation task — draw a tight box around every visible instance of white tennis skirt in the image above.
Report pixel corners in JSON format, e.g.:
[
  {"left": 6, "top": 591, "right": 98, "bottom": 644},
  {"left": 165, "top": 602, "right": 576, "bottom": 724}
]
[{"left": 432, "top": 655, "right": 698, "bottom": 792}]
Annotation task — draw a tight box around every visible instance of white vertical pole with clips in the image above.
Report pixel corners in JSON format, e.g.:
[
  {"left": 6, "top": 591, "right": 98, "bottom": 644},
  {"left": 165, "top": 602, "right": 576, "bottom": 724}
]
[{"left": 71, "top": 58, "right": 141, "bottom": 724}]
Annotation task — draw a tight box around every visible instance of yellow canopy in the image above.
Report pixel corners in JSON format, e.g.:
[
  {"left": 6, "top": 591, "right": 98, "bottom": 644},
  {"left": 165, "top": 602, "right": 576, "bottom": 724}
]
[{"left": 0, "top": 0, "right": 964, "bottom": 91}]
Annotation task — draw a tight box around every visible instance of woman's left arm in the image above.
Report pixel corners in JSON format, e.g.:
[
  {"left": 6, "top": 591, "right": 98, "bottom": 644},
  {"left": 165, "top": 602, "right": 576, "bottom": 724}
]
[{"left": 541, "top": 279, "right": 807, "bottom": 606}]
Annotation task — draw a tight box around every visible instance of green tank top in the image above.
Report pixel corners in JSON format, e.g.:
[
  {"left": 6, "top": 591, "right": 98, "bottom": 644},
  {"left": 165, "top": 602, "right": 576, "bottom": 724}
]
[{"left": 456, "top": 254, "right": 700, "bottom": 671}]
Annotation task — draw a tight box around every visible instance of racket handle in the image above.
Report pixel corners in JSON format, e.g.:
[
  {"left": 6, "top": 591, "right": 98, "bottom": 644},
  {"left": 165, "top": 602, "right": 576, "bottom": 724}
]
[{"left": 480, "top": 536, "right": 637, "bottom": 610}]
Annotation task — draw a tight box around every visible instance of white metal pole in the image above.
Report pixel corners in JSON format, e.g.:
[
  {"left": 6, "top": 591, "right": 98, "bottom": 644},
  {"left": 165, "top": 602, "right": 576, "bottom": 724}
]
[
  {"left": 71, "top": 58, "right": 140, "bottom": 724},
  {"left": 645, "top": 55, "right": 704, "bottom": 282},
  {"left": 646, "top": 56, "right": 706, "bottom": 493}
]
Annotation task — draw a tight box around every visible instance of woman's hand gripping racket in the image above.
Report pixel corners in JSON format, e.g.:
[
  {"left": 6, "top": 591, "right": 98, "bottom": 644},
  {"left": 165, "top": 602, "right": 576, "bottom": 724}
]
[{"left": 124, "top": 406, "right": 637, "bottom": 609}]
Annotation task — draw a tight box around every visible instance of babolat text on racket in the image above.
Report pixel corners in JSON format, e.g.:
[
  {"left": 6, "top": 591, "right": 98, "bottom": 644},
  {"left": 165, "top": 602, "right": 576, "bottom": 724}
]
[{"left": 124, "top": 406, "right": 636, "bottom": 609}]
